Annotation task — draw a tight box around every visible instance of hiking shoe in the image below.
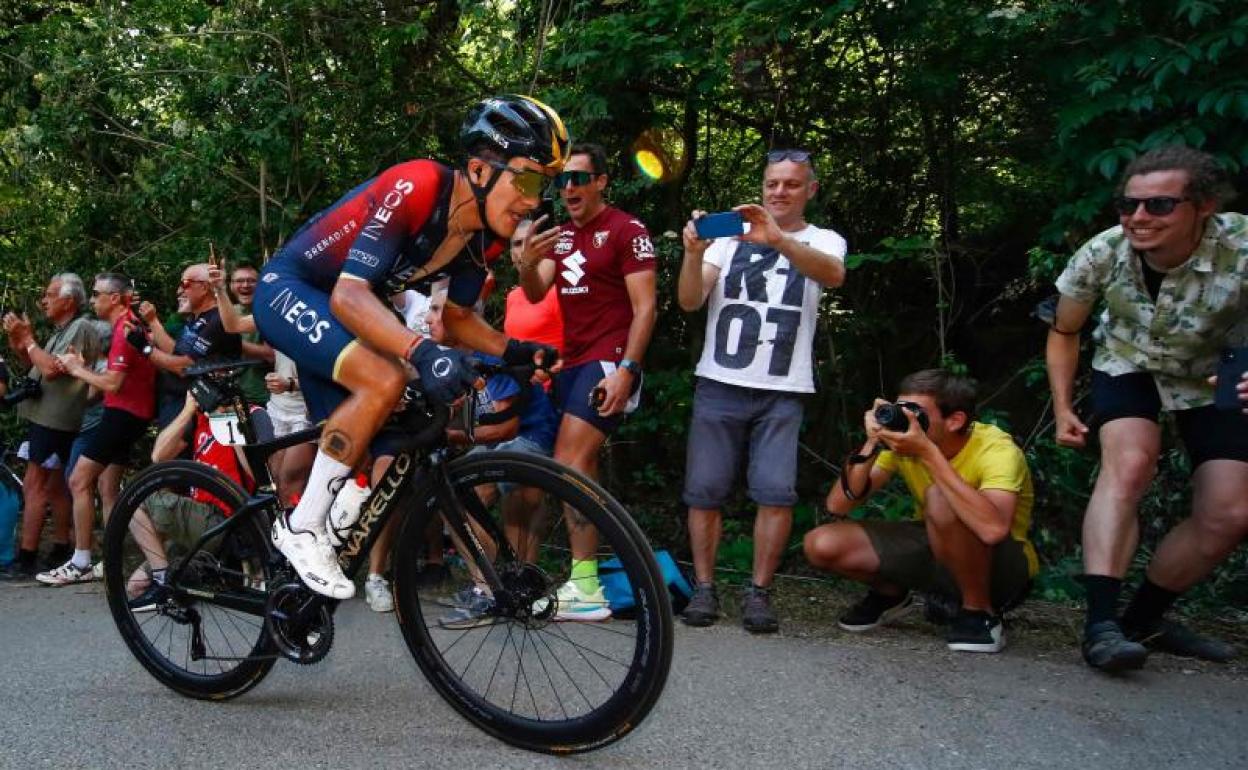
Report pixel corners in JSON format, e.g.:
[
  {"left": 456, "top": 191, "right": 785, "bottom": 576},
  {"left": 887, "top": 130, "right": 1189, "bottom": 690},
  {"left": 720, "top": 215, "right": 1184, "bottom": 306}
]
[
  {"left": 365, "top": 575, "right": 394, "bottom": 613},
  {"left": 946, "top": 609, "right": 1005, "bottom": 653},
  {"left": 1124, "top": 618, "right": 1237, "bottom": 663},
  {"left": 554, "top": 580, "right": 612, "bottom": 622},
  {"left": 36, "top": 559, "right": 96, "bottom": 586},
  {"left": 128, "top": 582, "right": 167, "bottom": 614},
  {"left": 681, "top": 583, "right": 720, "bottom": 627},
  {"left": 271, "top": 513, "right": 354, "bottom": 600},
  {"left": 741, "top": 585, "right": 779, "bottom": 634},
  {"left": 1082, "top": 620, "right": 1148, "bottom": 672},
  {"left": 839, "top": 590, "right": 915, "bottom": 632},
  {"left": 438, "top": 589, "right": 496, "bottom": 629}
]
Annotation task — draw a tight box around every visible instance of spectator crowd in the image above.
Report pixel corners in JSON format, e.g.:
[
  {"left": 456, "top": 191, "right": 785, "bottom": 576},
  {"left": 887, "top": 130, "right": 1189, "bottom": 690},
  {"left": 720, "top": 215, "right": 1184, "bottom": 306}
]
[{"left": 0, "top": 140, "right": 1244, "bottom": 674}]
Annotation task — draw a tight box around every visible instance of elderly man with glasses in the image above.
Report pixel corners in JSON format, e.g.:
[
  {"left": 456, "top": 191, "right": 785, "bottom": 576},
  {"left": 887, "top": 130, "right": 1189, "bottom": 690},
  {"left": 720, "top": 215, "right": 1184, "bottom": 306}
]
[
  {"left": 134, "top": 262, "right": 242, "bottom": 428},
  {"left": 1046, "top": 145, "right": 1248, "bottom": 671}
]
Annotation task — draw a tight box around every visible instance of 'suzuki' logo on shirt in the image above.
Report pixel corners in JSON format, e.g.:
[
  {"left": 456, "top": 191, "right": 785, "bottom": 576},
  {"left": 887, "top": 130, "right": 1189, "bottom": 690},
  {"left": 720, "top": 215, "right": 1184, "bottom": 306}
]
[{"left": 561, "top": 250, "right": 587, "bottom": 286}]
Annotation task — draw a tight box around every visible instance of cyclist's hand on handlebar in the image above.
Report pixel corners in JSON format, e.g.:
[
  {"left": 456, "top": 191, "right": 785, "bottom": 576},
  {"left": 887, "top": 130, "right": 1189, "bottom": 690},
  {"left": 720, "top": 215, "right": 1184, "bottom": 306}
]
[
  {"left": 503, "top": 338, "right": 561, "bottom": 373},
  {"left": 409, "top": 339, "right": 481, "bottom": 405}
]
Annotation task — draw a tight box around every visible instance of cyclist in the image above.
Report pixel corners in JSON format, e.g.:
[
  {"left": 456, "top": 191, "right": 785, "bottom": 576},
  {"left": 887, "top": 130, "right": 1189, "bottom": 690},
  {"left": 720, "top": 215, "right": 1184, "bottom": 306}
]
[{"left": 254, "top": 95, "right": 568, "bottom": 599}]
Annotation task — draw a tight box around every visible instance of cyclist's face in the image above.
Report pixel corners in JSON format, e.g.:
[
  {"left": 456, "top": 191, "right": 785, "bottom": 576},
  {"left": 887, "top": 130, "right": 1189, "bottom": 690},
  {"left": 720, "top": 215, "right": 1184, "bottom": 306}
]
[
  {"left": 425, "top": 299, "right": 447, "bottom": 344},
  {"left": 478, "top": 157, "right": 549, "bottom": 238}
]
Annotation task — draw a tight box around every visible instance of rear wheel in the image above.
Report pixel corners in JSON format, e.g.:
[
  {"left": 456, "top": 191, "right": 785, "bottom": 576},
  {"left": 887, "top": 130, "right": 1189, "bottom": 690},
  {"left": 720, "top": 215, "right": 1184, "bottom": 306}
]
[
  {"left": 393, "top": 451, "right": 673, "bottom": 754},
  {"left": 102, "top": 460, "right": 276, "bottom": 699}
]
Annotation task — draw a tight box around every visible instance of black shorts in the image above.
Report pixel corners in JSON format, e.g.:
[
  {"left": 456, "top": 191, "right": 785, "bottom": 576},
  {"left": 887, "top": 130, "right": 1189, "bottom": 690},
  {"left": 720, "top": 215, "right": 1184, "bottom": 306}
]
[
  {"left": 81, "top": 407, "right": 150, "bottom": 467},
  {"left": 861, "top": 520, "right": 1033, "bottom": 613},
  {"left": 1090, "top": 371, "right": 1248, "bottom": 469},
  {"left": 25, "top": 423, "right": 77, "bottom": 469},
  {"left": 552, "top": 361, "right": 642, "bottom": 436}
]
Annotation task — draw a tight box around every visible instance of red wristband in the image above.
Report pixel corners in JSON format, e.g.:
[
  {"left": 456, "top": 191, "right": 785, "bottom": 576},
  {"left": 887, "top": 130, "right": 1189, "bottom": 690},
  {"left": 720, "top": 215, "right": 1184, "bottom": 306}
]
[{"left": 403, "top": 334, "right": 425, "bottom": 361}]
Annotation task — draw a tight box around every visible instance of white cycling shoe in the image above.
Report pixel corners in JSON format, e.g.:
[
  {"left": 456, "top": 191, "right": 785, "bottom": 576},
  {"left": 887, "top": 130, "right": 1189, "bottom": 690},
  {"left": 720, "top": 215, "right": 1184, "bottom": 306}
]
[{"left": 271, "top": 513, "right": 355, "bottom": 600}]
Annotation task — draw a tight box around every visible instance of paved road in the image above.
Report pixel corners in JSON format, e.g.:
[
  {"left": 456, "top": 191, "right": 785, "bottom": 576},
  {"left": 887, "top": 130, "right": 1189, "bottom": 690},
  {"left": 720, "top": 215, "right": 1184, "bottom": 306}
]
[{"left": 1, "top": 581, "right": 1243, "bottom": 769}]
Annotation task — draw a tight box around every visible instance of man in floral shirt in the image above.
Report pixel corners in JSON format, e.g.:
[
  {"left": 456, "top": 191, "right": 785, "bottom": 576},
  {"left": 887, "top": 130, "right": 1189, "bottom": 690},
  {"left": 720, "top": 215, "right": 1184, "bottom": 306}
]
[{"left": 1046, "top": 145, "right": 1247, "bottom": 672}]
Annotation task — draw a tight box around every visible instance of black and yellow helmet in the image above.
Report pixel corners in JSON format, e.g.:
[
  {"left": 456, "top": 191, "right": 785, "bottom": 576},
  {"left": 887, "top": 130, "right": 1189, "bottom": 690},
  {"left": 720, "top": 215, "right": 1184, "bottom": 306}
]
[{"left": 460, "top": 95, "right": 570, "bottom": 173}]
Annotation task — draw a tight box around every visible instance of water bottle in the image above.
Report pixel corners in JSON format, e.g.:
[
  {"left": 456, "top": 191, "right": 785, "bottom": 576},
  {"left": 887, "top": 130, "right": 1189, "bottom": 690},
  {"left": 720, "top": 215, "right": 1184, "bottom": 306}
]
[{"left": 328, "top": 473, "right": 371, "bottom": 548}]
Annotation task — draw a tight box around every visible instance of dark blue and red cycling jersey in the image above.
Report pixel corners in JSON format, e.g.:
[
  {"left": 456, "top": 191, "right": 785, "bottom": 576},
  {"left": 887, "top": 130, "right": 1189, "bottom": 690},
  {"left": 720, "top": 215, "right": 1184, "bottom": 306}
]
[{"left": 254, "top": 159, "right": 503, "bottom": 421}]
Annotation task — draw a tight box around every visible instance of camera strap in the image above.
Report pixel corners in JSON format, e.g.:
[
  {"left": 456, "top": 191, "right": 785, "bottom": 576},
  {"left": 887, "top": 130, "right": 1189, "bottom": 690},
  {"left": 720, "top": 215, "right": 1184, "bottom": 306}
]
[{"left": 840, "top": 444, "right": 880, "bottom": 501}]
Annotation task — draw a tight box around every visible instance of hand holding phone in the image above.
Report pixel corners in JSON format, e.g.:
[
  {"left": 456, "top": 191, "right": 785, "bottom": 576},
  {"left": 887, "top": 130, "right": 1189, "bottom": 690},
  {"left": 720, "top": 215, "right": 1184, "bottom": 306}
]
[
  {"left": 1214, "top": 347, "right": 1248, "bottom": 411},
  {"left": 694, "top": 211, "right": 746, "bottom": 240}
]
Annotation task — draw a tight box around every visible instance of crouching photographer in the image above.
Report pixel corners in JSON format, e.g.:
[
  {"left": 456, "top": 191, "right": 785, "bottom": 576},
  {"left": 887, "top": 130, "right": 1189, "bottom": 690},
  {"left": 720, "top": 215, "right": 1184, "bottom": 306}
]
[{"left": 804, "top": 369, "right": 1037, "bottom": 653}]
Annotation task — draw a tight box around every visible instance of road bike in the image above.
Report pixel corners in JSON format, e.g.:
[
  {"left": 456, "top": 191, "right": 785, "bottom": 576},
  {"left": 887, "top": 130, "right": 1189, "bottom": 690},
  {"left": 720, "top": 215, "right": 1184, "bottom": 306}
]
[{"left": 102, "top": 359, "right": 673, "bottom": 754}]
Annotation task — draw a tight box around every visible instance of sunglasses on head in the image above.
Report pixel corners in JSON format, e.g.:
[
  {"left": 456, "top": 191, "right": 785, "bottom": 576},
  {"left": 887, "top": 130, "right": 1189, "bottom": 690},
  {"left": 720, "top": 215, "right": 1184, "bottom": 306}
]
[
  {"left": 485, "top": 160, "right": 547, "bottom": 198},
  {"left": 1113, "top": 195, "right": 1191, "bottom": 216},
  {"left": 766, "top": 149, "right": 814, "bottom": 166},
  {"left": 553, "top": 170, "right": 598, "bottom": 189}
]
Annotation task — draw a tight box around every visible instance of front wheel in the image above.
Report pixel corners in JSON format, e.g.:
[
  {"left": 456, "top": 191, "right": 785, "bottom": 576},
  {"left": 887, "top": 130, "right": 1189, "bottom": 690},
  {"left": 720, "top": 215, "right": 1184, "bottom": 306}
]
[{"left": 392, "top": 451, "right": 673, "bottom": 754}]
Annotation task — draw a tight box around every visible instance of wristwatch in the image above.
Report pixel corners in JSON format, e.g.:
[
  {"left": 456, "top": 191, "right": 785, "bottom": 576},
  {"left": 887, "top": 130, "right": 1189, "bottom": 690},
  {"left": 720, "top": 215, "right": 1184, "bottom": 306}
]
[{"left": 619, "top": 358, "right": 642, "bottom": 376}]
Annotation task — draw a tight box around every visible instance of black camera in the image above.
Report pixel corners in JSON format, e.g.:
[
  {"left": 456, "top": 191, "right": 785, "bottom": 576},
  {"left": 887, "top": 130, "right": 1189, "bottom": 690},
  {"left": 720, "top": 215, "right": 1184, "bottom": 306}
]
[
  {"left": 2, "top": 376, "right": 42, "bottom": 408},
  {"left": 874, "top": 400, "right": 930, "bottom": 433}
]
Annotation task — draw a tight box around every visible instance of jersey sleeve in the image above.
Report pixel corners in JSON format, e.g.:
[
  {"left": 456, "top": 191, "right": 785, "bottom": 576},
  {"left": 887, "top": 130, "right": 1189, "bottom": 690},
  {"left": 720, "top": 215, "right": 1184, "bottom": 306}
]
[
  {"left": 810, "top": 227, "right": 848, "bottom": 261},
  {"left": 340, "top": 162, "right": 442, "bottom": 288},
  {"left": 1055, "top": 227, "right": 1118, "bottom": 305},
  {"left": 616, "top": 217, "right": 658, "bottom": 276},
  {"left": 106, "top": 328, "right": 130, "bottom": 372},
  {"left": 443, "top": 256, "right": 488, "bottom": 309},
  {"left": 703, "top": 236, "right": 735, "bottom": 271},
  {"left": 974, "top": 437, "right": 1029, "bottom": 495}
]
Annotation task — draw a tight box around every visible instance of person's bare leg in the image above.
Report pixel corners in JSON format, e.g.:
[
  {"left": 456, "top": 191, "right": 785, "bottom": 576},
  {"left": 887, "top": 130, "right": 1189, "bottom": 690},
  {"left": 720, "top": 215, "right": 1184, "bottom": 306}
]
[
  {"left": 924, "top": 486, "right": 993, "bottom": 612},
  {"left": 803, "top": 521, "right": 894, "bottom": 589},
  {"left": 277, "top": 442, "right": 316, "bottom": 507},
  {"left": 99, "top": 463, "right": 124, "bottom": 526},
  {"left": 503, "top": 486, "right": 545, "bottom": 563},
  {"left": 19, "top": 464, "right": 50, "bottom": 552},
  {"left": 68, "top": 457, "right": 106, "bottom": 555},
  {"left": 552, "top": 414, "right": 606, "bottom": 561},
  {"left": 752, "top": 505, "right": 792, "bottom": 589},
  {"left": 1146, "top": 459, "right": 1248, "bottom": 591},
  {"left": 1083, "top": 418, "right": 1161, "bottom": 578},
  {"left": 47, "top": 469, "right": 72, "bottom": 545},
  {"left": 687, "top": 507, "right": 722, "bottom": 585}
]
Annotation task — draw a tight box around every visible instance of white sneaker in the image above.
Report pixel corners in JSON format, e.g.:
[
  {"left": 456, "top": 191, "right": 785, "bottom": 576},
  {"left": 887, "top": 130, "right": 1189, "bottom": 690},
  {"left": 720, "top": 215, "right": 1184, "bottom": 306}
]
[
  {"left": 271, "top": 513, "right": 355, "bottom": 600},
  {"left": 365, "top": 575, "right": 394, "bottom": 613},
  {"left": 36, "top": 559, "right": 96, "bottom": 586},
  {"left": 554, "top": 580, "right": 612, "bottom": 622}
]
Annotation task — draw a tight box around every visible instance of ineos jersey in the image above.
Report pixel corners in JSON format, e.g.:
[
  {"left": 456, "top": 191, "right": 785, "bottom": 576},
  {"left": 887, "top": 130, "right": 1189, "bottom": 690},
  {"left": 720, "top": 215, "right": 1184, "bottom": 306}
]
[{"left": 270, "top": 159, "right": 503, "bottom": 307}]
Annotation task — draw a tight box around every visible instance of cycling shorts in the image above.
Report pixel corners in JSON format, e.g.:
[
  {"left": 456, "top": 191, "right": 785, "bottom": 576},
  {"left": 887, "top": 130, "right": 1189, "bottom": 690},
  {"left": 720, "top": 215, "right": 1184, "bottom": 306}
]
[{"left": 253, "top": 269, "right": 355, "bottom": 423}]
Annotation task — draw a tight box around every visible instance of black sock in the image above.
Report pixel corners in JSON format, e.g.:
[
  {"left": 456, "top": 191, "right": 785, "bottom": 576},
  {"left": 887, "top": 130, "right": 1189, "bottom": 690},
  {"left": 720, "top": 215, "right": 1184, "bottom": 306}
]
[
  {"left": 17, "top": 548, "right": 37, "bottom": 569},
  {"left": 1120, "top": 579, "right": 1179, "bottom": 632},
  {"left": 1080, "top": 574, "right": 1122, "bottom": 629}
]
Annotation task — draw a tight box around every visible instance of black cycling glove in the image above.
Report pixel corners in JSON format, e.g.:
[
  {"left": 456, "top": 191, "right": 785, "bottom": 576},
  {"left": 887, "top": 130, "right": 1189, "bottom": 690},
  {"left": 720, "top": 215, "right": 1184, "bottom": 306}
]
[
  {"left": 503, "top": 338, "right": 559, "bottom": 371},
  {"left": 408, "top": 339, "right": 477, "bottom": 405}
]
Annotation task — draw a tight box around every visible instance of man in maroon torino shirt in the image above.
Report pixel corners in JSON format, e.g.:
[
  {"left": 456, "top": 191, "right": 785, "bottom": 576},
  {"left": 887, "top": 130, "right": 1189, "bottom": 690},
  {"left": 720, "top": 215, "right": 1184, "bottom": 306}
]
[{"left": 516, "top": 142, "right": 658, "bottom": 620}]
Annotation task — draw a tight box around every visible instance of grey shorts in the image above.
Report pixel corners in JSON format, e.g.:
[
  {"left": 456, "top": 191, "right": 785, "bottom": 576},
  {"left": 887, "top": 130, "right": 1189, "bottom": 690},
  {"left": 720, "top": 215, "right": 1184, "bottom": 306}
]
[
  {"left": 862, "top": 520, "right": 1032, "bottom": 612},
  {"left": 682, "top": 377, "right": 804, "bottom": 508}
]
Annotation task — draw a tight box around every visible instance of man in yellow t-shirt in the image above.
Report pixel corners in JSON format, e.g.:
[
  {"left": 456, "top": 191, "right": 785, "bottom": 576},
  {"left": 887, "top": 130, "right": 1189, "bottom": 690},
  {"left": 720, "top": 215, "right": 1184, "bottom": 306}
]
[{"left": 805, "top": 369, "right": 1035, "bottom": 653}]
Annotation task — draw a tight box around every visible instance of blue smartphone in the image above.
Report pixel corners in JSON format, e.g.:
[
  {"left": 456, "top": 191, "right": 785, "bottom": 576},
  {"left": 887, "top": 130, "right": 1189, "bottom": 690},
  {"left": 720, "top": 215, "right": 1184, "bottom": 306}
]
[
  {"left": 694, "top": 211, "right": 745, "bottom": 239},
  {"left": 1215, "top": 347, "right": 1248, "bottom": 411}
]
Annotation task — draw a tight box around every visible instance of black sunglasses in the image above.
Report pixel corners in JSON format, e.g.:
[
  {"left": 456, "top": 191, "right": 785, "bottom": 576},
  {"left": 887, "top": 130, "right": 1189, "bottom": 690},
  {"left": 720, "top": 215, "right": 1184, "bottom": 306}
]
[
  {"left": 1113, "top": 196, "right": 1191, "bottom": 216},
  {"left": 767, "top": 149, "right": 814, "bottom": 166},
  {"left": 553, "top": 170, "right": 598, "bottom": 188}
]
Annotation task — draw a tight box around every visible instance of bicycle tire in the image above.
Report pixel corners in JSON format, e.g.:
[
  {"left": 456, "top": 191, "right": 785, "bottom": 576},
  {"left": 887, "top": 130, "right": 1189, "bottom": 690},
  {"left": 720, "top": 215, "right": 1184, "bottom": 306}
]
[
  {"left": 392, "top": 451, "right": 673, "bottom": 754},
  {"left": 102, "top": 460, "right": 277, "bottom": 700}
]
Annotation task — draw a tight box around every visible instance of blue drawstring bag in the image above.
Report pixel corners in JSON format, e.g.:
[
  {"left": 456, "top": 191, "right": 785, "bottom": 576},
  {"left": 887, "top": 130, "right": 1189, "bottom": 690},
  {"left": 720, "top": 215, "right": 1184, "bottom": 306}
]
[
  {"left": 0, "top": 480, "right": 20, "bottom": 566},
  {"left": 600, "top": 549, "right": 693, "bottom": 614}
]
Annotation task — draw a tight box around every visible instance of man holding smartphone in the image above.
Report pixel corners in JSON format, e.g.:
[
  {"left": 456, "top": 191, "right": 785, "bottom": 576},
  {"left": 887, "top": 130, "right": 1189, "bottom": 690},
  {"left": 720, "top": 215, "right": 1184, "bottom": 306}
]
[
  {"left": 1046, "top": 145, "right": 1248, "bottom": 671},
  {"left": 675, "top": 149, "right": 846, "bottom": 633},
  {"left": 516, "top": 142, "right": 657, "bottom": 620}
]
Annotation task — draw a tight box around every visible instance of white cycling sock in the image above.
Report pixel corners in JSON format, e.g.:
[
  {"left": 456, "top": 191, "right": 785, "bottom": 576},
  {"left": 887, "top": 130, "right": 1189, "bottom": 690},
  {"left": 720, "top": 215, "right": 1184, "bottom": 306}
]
[
  {"left": 288, "top": 451, "right": 352, "bottom": 533},
  {"left": 72, "top": 549, "right": 92, "bottom": 569}
]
